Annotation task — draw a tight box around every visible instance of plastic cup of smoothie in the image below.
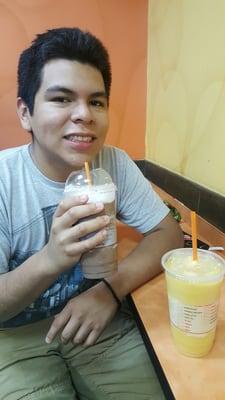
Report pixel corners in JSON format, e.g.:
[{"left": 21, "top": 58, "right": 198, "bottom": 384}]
[
  {"left": 64, "top": 168, "right": 117, "bottom": 279},
  {"left": 161, "top": 248, "right": 225, "bottom": 357}
]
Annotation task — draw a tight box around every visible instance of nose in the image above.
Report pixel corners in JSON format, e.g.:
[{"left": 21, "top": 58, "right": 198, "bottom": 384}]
[{"left": 70, "top": 100, "right": 93, "bottom": 124}]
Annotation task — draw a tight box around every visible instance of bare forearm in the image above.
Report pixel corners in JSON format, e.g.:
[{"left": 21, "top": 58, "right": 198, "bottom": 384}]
[
  {"left": 107, "top": 215, "right": 184, "bottom": 300},
  {"left": 0, "top": 248, "right": 58, "bottom": 322}
]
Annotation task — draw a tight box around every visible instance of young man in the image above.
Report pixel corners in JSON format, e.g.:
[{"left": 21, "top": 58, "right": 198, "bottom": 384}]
[{"left": 0, "top": 28, "right": 183, "bottom": 399}]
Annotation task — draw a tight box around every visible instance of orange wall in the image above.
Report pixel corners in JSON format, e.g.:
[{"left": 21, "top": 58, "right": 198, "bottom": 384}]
[{"left": 0, "top": 0, "right": 147, "bottom": 159}]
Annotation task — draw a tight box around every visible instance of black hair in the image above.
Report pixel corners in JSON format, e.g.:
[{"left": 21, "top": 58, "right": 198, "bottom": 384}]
[{"left": 17, "top": 27, "right": 111, "bottom": 114}]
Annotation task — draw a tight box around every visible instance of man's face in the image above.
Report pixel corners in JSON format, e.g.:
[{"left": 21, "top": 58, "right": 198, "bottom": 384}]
[{"left": 18, "top": 59, "right": 109, "bottom": 181}]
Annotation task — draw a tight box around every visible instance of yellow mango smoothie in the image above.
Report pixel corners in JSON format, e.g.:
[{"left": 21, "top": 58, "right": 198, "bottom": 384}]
[{"left": 161, "top": 248, "right": 225, "bottom": 357}]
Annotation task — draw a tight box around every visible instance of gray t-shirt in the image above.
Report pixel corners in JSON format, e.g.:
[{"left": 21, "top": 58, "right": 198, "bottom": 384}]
[{"left": 0, "top": 144, "right": 169, "bottom": 327}]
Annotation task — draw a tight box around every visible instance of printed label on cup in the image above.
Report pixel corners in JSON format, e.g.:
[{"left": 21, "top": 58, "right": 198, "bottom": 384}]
[{"left": 168, "top": 295, "right": 218, "bottom": 336}]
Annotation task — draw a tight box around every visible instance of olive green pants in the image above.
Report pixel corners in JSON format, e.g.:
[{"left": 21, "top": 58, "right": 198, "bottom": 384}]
[{"left": 0, "top": 303, "right": 165, "bottom": 400}]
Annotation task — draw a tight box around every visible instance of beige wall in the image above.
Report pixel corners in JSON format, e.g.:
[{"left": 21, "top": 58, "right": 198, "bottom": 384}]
[{"left": 147, "top": 0, "right": 225, "bottom": 196}]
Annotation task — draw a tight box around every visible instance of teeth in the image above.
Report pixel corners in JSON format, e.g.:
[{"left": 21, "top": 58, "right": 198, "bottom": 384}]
[{"left": 66, "top": 135, "right": 93, "bottom": 142}]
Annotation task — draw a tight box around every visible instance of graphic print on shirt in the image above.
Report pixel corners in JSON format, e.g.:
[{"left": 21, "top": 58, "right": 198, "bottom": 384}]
[{"left": 3, "top": 205, "right": 83, "bottom": 327}]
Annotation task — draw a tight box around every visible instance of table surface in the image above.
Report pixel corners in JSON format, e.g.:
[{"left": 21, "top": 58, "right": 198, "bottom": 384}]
[
  {"left": 117, "top": 223, "right": 225, "bottom": 400},
  {"left": 132, "top": 274, "right": 225, "bottom": 400}
]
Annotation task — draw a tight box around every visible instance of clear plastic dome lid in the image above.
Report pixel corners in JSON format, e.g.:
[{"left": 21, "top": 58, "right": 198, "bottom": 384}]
[{"left": 64, "top": 168, "right": 116, "bottom": 203}]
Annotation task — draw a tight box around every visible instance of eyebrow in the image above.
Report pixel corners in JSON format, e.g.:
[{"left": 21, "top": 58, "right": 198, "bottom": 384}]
[
  {"left": 45, "top": 86, "right": 107, "bottom": 98},
  {"left": 45, "top": 86, "right": 74, "bottom": 95},
  {"left": 90, "top": 91, "right": 107, "bottom": 99}
]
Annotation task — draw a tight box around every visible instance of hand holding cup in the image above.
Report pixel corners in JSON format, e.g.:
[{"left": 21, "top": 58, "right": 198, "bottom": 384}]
[{"left": 43, "top": 195, "right": 110, "bottom": 276}]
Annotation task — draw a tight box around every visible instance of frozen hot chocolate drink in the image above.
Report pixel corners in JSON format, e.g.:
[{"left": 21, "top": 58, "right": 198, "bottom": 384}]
[{"left": 64, "top": 168, "right": 117, "bottom": 279}]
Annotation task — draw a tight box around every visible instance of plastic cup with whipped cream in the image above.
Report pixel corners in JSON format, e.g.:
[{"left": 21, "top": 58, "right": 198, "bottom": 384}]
[
  {"left": 64, "top": 168, "right": 117, "bottom": 279},
  {"left": 161, "top": 248, "right": 225, "bottom": 357}
]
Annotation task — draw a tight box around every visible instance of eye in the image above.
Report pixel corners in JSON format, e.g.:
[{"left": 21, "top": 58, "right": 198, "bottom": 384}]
[
  {"left": 90, "top": 99, "right": 106, "bottom": 108},
  {"left": 51, "top": 96, "right": 71, "bottom": 103}
]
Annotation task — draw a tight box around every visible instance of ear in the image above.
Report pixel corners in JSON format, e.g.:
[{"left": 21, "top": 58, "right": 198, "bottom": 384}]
[{"left": 17, "top": 97, "right": 32, "bottom": 132}]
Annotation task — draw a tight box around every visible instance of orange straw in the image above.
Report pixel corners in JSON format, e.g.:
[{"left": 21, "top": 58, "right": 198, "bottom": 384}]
[
  {"left": 84, "top": 161, "right": 92, "bottom": 186},
  {"left": 191, "top": 211, "right": 198, "bottom": 261}
]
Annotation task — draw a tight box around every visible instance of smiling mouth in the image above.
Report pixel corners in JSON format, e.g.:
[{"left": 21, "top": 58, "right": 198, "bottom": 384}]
[{"left": 64, "top": 134, "right": 95, "bottom": 143}]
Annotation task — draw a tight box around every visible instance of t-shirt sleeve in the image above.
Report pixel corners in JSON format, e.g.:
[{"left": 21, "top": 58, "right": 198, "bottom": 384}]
[
  {"left": 115, "top": 151, "right": 169, "bottom": 233},
  {"left": 0, "top": 192, "right": 10, "bottom": 273}
]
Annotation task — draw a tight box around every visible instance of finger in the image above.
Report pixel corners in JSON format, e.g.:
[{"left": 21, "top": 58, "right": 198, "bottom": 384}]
[
  {"left": 72, "top": 323, "right": 94, "bottom": 345},
  {"left": 45, "top": 311, "right": 70, "bottom": 344},
  {"left": 71, "top": 215, "right": 110, "bottom": 241},
  {"left": 64, "top": 229, "right": 107, "bottom": 256},
  {"left": 60, "top": 317, "right": 81, "bottom": 344},
  {"left": 54, "top": 195, "right": 88, "bottom": 218},
  {"left": 56, "top": 202, "right": 105, "bottom": 230},
  {"left": 82, "top": 327, "right": 102, "bottom": 347}
]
